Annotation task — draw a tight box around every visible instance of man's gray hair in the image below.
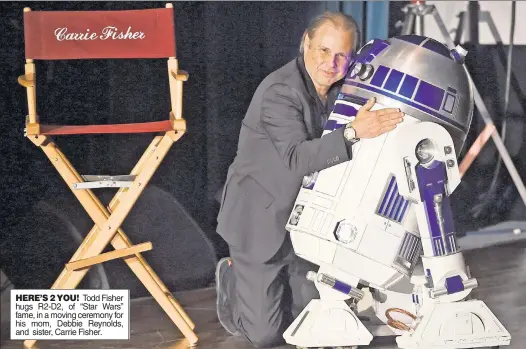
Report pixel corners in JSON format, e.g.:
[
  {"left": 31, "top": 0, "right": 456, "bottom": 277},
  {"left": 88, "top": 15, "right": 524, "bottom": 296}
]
[{"left": 299, "top": 11, "right": 361, "bottom": 53}]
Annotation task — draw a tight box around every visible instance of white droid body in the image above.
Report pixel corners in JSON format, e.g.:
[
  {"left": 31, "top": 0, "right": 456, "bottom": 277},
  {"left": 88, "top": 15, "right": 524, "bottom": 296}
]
[
  {"left": 283, "top": 35, "right": 511, "bottom": 349},
  {"left": 287, "top": 106, "right": 422, "bottom": 291}
]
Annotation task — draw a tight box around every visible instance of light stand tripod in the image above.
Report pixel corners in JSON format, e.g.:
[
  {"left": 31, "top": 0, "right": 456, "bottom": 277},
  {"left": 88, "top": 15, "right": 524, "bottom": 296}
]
[{"left": 398, "top": 2, "right": 526, "bottom": 226}]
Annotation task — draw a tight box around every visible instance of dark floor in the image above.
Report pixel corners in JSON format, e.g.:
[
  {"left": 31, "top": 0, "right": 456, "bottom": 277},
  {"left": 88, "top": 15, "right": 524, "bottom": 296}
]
[{"left": 1, "top": 236, "right": 525, "bottom": 349}]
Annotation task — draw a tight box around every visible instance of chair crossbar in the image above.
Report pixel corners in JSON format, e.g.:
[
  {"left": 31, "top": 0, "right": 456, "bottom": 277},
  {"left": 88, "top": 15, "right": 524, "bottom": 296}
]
[
  {"left": 65, "top": 242, "right": 153, "bottom": 271},
  {"left": 73, "top": 181, "right": 133, "bottom": 189}
]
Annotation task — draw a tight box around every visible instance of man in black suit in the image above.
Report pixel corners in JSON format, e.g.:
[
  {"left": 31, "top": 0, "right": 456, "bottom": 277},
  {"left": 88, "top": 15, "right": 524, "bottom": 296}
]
[{"left": 215, "top": 11, "right": 404, "bottom": 348}]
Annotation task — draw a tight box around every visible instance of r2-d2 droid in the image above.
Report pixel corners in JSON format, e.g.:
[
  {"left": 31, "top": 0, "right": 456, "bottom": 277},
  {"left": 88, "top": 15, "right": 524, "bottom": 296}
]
[{"left": 283, "top": 35, "right": 511, "bottom": 349}]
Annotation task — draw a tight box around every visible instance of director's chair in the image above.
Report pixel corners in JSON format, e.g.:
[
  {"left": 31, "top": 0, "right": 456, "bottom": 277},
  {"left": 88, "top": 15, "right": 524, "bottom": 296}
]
[{"left": 18, "top": 4, "right": 198, "bottom": 347}]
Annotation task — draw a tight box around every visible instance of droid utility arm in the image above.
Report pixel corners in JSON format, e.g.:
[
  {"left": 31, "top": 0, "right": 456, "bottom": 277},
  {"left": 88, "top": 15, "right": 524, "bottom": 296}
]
[{"left": 393, "top": 121, "right": 477, "bottom": 303}]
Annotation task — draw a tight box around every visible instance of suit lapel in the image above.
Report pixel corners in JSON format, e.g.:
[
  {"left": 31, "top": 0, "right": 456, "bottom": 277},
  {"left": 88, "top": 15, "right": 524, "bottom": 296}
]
[
  {"left": 304, "top": 96, "right": 319, "bottom": 139},
  {"left": 297, "top": 56, "right": 324, "bottom": 139}
]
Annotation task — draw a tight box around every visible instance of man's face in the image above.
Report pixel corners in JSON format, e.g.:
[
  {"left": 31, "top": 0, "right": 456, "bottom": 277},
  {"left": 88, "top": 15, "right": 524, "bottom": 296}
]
[{"left": 303, "top": 23, "right": 353, "bottom": 92}]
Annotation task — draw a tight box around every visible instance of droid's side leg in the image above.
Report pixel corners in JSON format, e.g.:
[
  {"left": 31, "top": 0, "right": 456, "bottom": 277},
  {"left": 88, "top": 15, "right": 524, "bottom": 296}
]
[
  {"left": 283, "top": 264, "right": 373, "bottom": 348},
  {"left": 395, "top": 158, "right": 511, "bottom": 349}
]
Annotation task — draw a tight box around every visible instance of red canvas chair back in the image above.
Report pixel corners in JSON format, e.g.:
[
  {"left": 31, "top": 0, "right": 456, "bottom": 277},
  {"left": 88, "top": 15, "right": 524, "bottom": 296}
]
[{"left": 24, "top": 7, "right": 176, "bottom": 60}]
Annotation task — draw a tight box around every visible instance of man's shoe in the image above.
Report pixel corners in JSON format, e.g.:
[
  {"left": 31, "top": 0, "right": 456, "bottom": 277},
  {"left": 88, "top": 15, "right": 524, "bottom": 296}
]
[{"left": 215, "top": 257, "right": 240, "bottom": 336}]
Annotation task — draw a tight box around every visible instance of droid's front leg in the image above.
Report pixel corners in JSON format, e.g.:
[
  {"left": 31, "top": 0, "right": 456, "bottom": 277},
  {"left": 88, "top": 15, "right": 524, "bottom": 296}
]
[
  {"left": 395, "top": 135, "right": 511, "bottom": 349},
  {"left": 414, "top": 156, "right": 477, "bottom": 302}
]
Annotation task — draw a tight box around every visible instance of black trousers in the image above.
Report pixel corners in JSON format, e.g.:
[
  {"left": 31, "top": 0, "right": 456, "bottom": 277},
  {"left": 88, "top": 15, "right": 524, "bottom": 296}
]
[{"left": 224, "top": 235, "right": 320, "bottom": 348}]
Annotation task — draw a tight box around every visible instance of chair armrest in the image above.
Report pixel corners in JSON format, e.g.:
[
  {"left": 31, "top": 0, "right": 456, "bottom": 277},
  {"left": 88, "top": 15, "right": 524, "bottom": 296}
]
[
  {"left": 18, "top": 74, "right": 34, "bottom": 88},
  {"left": 171, "top": 70, "right": 189, "bottom": 81}
]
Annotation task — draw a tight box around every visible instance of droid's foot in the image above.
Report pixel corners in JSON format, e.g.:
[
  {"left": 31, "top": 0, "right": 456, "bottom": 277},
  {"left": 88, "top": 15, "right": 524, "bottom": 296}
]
[
  {"left": 284, "top": 299, "right": 372, "bottom": 348},
  {"left": 395, "top": 300, "right": 510, "bottom": 349}
]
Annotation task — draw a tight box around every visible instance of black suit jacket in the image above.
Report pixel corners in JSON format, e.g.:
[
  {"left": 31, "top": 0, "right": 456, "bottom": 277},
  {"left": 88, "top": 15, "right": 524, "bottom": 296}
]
[{"left": 217, "top": 56, "right": 352, "bottom": 263}]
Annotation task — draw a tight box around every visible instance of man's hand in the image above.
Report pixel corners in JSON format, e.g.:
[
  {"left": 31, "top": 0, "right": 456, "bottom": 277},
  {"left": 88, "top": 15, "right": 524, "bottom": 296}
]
[{"left": 351, "top": 97, "right": 404, "bottom": 139}]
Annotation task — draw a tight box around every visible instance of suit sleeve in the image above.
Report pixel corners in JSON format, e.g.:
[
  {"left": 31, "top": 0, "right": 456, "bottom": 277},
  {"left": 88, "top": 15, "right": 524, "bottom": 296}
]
[{"left": 260, "top": 83, "right": 352, "bottom": 177}]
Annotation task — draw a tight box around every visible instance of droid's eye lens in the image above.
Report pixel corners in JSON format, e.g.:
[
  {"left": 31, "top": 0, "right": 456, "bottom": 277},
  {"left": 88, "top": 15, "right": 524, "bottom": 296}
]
[
  {"left": 352, "top": 63, "right": 364, "bottom": 76},
  {"left": 359, "top": 65, "right": 374, "bottom": 81}
]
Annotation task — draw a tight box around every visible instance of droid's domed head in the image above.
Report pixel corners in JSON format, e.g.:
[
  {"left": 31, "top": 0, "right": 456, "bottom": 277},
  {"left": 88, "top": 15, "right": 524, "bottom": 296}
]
[{"left": 340, "top": 34, "right": 473, "bottom": 155}]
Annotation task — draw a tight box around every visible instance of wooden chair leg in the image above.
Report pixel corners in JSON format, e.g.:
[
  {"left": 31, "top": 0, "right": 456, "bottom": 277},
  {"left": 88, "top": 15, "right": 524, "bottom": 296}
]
[
  {"left": 114, "top": 245, "right": 198, "bottom": 344},
  {"left": 113, "top": 230, "right": 196, "bottom": 329},
  {"left": 101, "top": 135, "right": 195, "bottom": 329},
  {"left": 23, "top": 235, "right": 197, "bottom": 348},
  {"left": 24, "top": 133, "right": 197, "bottom": 348}
]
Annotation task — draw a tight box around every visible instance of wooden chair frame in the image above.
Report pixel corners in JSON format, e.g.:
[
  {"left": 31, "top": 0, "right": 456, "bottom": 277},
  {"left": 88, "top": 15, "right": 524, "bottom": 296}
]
[{"left": 18, "top": 4, "right": 198, "bottom": 347}]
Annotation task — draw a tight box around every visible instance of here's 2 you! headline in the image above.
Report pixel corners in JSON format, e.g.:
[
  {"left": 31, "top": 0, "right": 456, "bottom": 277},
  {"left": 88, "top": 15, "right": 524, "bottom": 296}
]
[{"left": 11, "top": 289, "right": 130, "bottom": 340}]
